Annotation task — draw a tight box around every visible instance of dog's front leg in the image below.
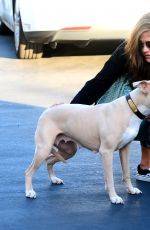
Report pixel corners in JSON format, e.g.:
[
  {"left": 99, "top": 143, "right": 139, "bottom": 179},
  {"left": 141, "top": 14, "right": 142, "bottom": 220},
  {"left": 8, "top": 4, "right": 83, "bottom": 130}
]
[
  {"left": 119, "top": 144, "right": 142, "bottom": 195},
  {"left": 100, "top": 147, "right": 124, "bottom": 204}
]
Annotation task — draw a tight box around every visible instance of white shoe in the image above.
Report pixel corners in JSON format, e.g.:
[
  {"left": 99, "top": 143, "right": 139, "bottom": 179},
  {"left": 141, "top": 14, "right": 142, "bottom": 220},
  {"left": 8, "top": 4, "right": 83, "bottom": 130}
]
[
  {"left": 135, "top": 173, "right": 150, "bottom": 182},
  {"left": 135, "top": 164, "right": 150, "bottom": 182}
]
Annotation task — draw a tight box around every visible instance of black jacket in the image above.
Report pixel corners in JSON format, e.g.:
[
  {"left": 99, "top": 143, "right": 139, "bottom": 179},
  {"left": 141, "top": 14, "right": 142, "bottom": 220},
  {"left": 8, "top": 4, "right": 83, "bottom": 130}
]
[{"left": 71, "top": 42, "right": 130, "bottom": 105}]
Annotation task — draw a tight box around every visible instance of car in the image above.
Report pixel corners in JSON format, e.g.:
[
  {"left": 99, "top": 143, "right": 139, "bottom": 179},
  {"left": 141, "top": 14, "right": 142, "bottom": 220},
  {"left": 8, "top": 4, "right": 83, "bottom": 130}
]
[{"left": 0, "top": 0, "right": 149, "bottom": 59}]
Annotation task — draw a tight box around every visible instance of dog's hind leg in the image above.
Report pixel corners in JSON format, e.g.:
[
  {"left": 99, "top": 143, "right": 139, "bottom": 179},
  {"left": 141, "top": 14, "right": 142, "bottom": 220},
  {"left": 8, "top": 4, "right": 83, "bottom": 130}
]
[
  {"left": 47, "top": 140, "right": 77, "bottom": 184},
  {"left": 25, "top": 126, "right": 57, "bottom": 199},
  {"left": 47, "top": 153, "right": 64, "bottom": 184},
  {"left": 119, "top": 144, "right": 142, "bottom": 195}
]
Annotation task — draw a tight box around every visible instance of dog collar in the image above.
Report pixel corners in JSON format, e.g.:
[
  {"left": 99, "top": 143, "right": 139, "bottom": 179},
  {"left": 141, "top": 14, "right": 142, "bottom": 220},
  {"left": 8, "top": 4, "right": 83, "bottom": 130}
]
[{"left": 126, "top": 94, "right": 146, "bottom": 120}]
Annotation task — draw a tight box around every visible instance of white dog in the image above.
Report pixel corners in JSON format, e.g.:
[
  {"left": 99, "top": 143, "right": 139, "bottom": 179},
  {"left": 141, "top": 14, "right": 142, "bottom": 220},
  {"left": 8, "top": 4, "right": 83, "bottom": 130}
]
[{"left": 25, "top": 80, "right": 150, "bottom": 204}]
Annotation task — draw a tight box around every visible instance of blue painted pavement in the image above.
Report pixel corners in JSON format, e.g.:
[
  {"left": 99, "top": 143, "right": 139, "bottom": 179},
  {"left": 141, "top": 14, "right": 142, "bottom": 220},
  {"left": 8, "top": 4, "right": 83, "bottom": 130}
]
[{"left": 0, "top": 101, "right": 150, "bottom": 230}]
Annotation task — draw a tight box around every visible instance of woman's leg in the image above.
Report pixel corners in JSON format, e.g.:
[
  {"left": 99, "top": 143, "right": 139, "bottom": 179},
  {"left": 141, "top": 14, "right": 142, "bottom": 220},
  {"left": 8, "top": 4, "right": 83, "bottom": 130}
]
[
  {"left": 136, "top": 120, "right": 150, "bottom": 181},
  {"left": 140, "top": 146, "right": 150, "bottom": 169}
]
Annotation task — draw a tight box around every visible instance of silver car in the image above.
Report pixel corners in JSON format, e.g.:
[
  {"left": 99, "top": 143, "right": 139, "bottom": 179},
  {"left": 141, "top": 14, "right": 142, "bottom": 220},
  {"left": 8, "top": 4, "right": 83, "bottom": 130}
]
[{"left": 0, "top": 0, "right": 149, "bottom": 59}]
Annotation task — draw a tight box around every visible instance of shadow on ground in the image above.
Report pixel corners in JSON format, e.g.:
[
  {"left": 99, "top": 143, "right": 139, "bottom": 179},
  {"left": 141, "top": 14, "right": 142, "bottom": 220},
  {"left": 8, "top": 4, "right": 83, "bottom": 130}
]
[
  {"left": 0, "top": 34, "right": 123, "bottom": 59},
  {"left": 0, "top": 101, "right": 149, "bottom": 230},
  {"left": 43, "top": 39, "right": 124, "bottom": 58}
]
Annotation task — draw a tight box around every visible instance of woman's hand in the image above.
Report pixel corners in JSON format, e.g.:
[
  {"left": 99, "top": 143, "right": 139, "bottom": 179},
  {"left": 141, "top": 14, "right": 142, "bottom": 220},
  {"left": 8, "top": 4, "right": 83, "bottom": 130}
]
[
  {"left": 49, "top": 102, "right": 64, "bottom": 108},
  {"left": 146, "top": 115, "right": 150, "bottom": 122}
]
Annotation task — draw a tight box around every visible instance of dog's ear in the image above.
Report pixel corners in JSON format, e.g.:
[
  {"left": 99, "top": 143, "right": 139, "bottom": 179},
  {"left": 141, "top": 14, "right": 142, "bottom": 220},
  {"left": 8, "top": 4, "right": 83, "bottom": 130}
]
[
  {"left": 133, "top": 81, "right": 142, "bottom": 88},
  {"left": 133, "top": 80, "right": 150, "bottom": 93}
]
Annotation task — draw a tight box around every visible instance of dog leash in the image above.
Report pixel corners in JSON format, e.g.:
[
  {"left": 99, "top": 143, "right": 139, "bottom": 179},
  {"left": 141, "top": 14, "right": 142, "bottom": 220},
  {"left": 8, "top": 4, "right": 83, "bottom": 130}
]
[{"left": 126, "top": 94, "right": 146, "bottom": 120}]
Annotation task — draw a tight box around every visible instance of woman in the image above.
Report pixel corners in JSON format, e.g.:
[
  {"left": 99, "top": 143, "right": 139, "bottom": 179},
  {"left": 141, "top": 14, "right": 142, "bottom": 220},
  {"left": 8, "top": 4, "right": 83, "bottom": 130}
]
[{"left": 70, "top": 12, "right": 150, "bottom": 181}]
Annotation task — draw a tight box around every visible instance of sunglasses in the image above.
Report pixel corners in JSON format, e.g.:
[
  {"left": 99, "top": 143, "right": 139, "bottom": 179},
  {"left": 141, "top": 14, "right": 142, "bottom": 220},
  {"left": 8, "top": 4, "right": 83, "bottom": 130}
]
[{"left": 139, "top": 41, "right": 150, "bottom": 49}]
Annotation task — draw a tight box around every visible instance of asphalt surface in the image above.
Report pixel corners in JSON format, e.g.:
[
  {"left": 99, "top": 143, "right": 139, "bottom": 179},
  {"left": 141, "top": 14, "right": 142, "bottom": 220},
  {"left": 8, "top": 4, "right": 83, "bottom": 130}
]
[
  {"left": 0, "top": 100, "right": 150, "bottom": 230},
  {"left": 0, "top": 34, "right": 150, "bottom": 230}
]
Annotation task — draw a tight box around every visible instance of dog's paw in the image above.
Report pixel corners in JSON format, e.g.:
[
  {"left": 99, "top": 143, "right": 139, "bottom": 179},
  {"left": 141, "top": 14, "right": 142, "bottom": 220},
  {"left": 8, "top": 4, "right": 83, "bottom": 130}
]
[
  {"left": 127, "top": 187, "right": 142, "bottom": 195},
  {"left": 26, "top": 189, "right": 36, "bottom": 199},
  {"left": 51, "top": 176, "right": 64, "bottom": 185},
  {"left": 110, "top": 195, "right": 124, "bottom": 204}
]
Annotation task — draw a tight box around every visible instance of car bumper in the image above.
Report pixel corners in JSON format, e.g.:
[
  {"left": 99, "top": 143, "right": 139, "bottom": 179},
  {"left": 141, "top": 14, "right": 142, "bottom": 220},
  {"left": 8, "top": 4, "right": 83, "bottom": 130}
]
[
  {"left": 24, "top": 29, "right": 127, "bottom": 44},
  {"left": 24, "top": 31, "right": 57, "bottom": 43}
]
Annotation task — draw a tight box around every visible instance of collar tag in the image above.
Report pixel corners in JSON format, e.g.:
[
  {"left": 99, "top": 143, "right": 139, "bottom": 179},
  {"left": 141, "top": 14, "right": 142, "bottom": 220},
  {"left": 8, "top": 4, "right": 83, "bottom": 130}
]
[{"left": 127, "top": 99, "right": 138, "bottom": 113}]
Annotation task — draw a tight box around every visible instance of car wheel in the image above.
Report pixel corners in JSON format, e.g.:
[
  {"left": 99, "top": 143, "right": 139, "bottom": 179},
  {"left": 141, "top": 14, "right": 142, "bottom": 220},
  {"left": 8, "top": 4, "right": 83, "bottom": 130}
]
[
  {"left": 14, "top": 14, "right": 43, "bottom": 59},
  {"left": 0, "top": 20, "right": 12, "bottom": 35}
]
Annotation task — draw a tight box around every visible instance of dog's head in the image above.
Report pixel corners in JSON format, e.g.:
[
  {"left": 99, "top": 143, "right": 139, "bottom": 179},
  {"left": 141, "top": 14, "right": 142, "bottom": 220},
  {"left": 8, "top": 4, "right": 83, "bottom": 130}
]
[{"left": 133, "top": 81, "right": 150, "bottom": 113}]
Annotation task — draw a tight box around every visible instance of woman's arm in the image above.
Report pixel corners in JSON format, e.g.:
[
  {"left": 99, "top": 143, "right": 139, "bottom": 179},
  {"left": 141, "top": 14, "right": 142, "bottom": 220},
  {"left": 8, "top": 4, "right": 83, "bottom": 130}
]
[{"left": 71, "top": 42, "right": 128, "bottom": 105}]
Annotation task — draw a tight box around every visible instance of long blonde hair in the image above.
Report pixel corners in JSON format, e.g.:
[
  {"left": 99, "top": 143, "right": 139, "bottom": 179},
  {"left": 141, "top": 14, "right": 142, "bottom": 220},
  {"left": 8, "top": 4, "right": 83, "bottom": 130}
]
[{"left": 125, "top": 12, "right": 150, "bottom": 79}]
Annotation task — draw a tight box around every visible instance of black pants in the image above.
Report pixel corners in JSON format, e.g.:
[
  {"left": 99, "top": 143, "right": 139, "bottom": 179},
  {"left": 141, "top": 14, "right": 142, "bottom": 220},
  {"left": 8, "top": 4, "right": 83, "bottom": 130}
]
[{"left": 135, "top": 119, "right": 150, "bottom": 148}]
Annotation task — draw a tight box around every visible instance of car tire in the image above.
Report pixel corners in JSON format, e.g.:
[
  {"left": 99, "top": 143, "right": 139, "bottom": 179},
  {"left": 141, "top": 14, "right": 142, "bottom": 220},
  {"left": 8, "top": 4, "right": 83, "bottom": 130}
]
[
  {"left": 0, "top": 20, "right": 12, "bottom": 35},
  {"left": 14, "top": 15, "right": 43, "bottom": 59}
]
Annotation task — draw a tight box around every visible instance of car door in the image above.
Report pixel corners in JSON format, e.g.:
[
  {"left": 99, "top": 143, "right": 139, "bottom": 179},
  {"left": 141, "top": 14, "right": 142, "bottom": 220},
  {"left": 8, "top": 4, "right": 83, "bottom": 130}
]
[{"left": 1, "top": 0, "right": 14, "bottom": 31}]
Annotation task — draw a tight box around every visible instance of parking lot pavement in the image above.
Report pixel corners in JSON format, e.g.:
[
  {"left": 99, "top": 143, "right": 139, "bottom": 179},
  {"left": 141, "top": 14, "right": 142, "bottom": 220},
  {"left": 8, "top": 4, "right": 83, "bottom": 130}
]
[{"left": 0, "top": 100, "right": 150, "bottom": 230}]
